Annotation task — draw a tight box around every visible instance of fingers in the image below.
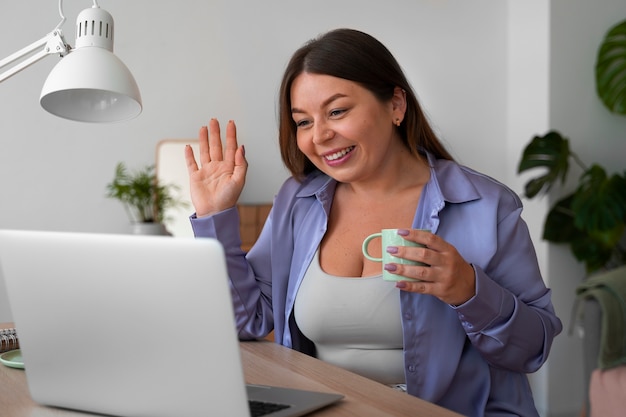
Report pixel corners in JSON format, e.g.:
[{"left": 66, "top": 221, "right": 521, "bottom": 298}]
[
  {"left": 232, "top": 144, "right": 248, "bottom": 184},
  {"left": 208, "top": 118, "right": 224, "bottom": 162},
  {"left": 394, "top": 261, "right": 475, "bottom": 306},
  {"left": 198, "top": 125, "right": 210, "bottom": 166},
  {"left": 385, "top": 230, "right": 476, "bottom": 304},
  {"left": 387, "top": 229, "right": 438, "bottom": 267},
  {"left": 224, "top": 120, "right": 238, "bottom": 163},
  {"left": 184, "top": 144, "right": 198, "bottom": 175},
  {"left": 396, "top": 280, "right": 428, "bottom": 293},
  {"left": 399, "top": 228, "right": 440, "bottom": 250},
  {"left": 198, "top": 119, "right": 240, "bottom": 166}
]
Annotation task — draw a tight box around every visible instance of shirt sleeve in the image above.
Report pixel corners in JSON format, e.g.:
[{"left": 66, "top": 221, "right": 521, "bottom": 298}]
[
  {"left": 451, "top": 207, "right": 563, "bottom": 373},
  {"left": 190, "top": 208, "right": 274, "bottom": 340}
]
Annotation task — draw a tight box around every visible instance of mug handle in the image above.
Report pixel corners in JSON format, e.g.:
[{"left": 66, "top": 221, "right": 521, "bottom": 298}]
[{"left": 362, "top": 233, "right": 383, "bottom": 262}]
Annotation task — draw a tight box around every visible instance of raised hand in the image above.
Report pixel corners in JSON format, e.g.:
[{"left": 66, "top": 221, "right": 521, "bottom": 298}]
[{"left": 185, "top": 119, "right": 248, "bottom": 217}]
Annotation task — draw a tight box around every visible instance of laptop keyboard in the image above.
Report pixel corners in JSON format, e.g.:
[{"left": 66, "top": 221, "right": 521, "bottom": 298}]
[{"left": 248, "top": 400, "right": 291, "bottom": 417}]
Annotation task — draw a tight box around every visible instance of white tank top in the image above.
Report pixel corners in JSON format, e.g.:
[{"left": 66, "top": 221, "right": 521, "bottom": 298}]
[{"left": 294, "top": 249, "right": 406, "bottom": 385}]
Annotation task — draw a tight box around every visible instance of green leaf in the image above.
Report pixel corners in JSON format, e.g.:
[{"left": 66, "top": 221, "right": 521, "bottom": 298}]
[
  {"left": 517, "top": 131, "right": 571, "bottom": 198},
  {"left": 542, "top": 169, "right": 626, "bottom": 273},
  {"left": 572, "top": 165, "right": 626, "bottom": 236},
  {"left": 595, "top": 19, "right": 626, "bottom": 115},
  {"left": 570, "top": 237, "right": 615, "bottom": 273},
  {"left": 543, "top": 194, "right": 582, "bottom": 243},
  {"left": 545, "top": 194, "right": 617, "bottom": 273}
]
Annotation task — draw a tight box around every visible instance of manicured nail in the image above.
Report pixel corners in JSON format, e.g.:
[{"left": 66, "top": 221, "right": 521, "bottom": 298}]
[
  {"left": 395, "top": 281, "right": 407, "bottom": 289},
  {"left": 397, "top": 229, "right": 410, "bottom": 236},
  {"left": 384, "top": 264, "right": 397, "bottom": 272},
  {"left": 386, "top": 246, "right": 398, "bottom": 254},
  {"left": 241, "top": 145, "right": 246, "bottom": 156}
]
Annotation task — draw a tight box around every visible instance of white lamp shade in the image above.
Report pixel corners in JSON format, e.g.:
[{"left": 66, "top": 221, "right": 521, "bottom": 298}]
[{"left": 40, "top": 46, "right": 142, "bottom": 123}]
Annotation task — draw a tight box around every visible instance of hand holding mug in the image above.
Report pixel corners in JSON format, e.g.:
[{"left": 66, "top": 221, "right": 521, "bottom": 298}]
[
  {"left": 363, "top": 228, "right": 476, "bottom": 306},
  {"left": 362, "top": 228, "right": 429, "bottom": 282}
]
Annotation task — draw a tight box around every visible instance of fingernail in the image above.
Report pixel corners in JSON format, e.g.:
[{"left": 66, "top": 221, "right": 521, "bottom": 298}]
[
  {"left": 384, "top": 264, "right": 397, "bottom": 272},
  {"left": 386, "top": 246, "right": 398, "bottom": 254},
  {"left": 395, "top": 281, "right": 407, "bottom": 289},
  {"left": 397, "top": 229, "right": 410, "bottom": 236},
  {"left": 241, "top": 145, "right": 246, "bottom": 156}
]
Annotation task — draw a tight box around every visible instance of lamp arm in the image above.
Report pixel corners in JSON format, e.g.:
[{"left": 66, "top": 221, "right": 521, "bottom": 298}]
[{"left": 0, "top": 29, "right": 70, "bottom": 83}]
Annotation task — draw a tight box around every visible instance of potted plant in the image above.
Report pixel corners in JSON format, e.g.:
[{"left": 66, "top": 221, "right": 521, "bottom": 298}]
[
  {"left": 517, "top": 18, "right": 626, "bottom": 274},
  {"left": 517, "top": 20, "right": 626, "bottom": 413},
  {"left": 105, "top": 162, "right": 186, "bottom": 235},
  {"left": 517, "top": 130, "right": 626, "bottom": 273}
]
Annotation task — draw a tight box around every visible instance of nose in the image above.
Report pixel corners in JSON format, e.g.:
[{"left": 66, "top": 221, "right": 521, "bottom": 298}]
[{"left": 312, "top": 123, "right": 334, "bottom": 144}]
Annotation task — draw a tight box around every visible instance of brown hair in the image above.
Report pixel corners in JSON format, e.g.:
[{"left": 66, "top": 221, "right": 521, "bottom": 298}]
[{"left": 278, "top": 28, "right": 454, "bottom": 180}]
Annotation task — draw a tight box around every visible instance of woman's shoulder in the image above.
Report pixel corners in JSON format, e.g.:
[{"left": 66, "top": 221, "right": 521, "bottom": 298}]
[{"left": 432, "top": 157, "right": 522, "bottom": 210}]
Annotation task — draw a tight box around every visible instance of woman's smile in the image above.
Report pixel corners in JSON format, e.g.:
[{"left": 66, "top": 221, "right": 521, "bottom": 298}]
[{"left": 323, "top": 146, "right": 355, "bottom": 164}]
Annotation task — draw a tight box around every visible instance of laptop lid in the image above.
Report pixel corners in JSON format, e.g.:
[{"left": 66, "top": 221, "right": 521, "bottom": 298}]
[{"left": 0, "top": 230, "right": 342, "bottom": 417}]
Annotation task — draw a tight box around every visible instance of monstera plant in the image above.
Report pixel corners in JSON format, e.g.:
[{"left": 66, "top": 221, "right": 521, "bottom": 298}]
[
  {"left": 518, "top": 131, "right": 626, "bottom": 273},
  {"left": 517, "top": 18, "right": 626, "bottom": 274},
  {"left": 595, "top": 18, "right": 626, "bottom": 115}
]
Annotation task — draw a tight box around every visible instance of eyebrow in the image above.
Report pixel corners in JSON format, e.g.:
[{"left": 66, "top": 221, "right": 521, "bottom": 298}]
[{"left": 291, "top": 93, "right": 348, "bottom": 114}]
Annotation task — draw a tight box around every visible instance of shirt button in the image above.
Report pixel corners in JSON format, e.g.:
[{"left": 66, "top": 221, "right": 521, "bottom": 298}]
[{"left": 407, "top": 365, "right": 416, "bottom": 373}]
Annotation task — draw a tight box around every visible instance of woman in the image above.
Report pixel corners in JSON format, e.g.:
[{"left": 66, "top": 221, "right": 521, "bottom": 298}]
[{"left": 185, "top": 28, "right": 562, "bottom": 417}]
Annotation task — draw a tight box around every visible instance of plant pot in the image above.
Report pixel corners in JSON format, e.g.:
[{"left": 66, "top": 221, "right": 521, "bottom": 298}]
[{"left": 130, "top": 222, "right": 171, "bottom": 236}]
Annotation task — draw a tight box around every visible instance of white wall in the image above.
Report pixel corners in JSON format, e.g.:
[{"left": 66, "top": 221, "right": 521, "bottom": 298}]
[
  {"left": 506, "top": 2, "right": 626, "bottom": 416},
  {"left": 0, "top": 0, "right": 508, "bottom": 313},
  {"left": 506, "top": 1, "right": 552, "bottom": 414},
  {"left": 0, "top": 0, "right": 509, "bottom": 234},
  {"left": 544, "top": 1, "right": 626, "bottom": 416},
  {"left": 1, "top": 1, "right": 625, "bottom": 416}
]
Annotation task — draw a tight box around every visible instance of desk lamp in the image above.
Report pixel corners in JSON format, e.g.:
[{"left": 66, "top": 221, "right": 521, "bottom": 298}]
[{"left": 0, "top": 0, "right": 142, "bottom": 123}]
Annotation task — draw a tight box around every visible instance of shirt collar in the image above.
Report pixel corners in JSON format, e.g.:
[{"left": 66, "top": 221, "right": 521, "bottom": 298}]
[
  {"left": 425, "top": 152, "right": 481, "bottom": 204},
  {"left": 294, "top": 151, "right": 481, "bottom": 208}
]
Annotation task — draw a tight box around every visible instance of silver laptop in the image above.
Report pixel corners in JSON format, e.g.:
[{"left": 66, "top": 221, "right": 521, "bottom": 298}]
[{"left": 0, "top": 229, "right": 343, "bottom": 417}]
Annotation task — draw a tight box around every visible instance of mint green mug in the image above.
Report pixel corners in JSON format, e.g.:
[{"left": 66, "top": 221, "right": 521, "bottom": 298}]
[{"left": 362, "top": 229, "right": 429, "bottom": 281}]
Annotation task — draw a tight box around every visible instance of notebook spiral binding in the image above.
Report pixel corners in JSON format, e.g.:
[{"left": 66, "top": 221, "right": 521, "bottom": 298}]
[{"left": 0, "top": 328, "right": 19, "bottom": 352}]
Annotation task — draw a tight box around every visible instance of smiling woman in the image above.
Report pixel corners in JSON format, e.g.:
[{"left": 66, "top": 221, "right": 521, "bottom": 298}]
[
  {"left": 183, "top": 28, "right": 562, "bottom": 417},
  {"left": 290, "top": 73, "right": 414, "bottom": 185}
]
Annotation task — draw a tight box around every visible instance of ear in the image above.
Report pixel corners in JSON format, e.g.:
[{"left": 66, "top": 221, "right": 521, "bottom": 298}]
[{"left": 391, "top": 87, "right": 407, "bottom": 122}]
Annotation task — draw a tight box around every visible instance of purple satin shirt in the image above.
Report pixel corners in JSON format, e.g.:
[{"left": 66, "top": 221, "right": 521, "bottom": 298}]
[{"left": 190, "top": 152, "right": 562, "bottom": 417}]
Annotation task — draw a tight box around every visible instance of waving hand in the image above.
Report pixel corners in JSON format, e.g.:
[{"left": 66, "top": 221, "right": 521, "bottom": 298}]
[{"left": 185, "top": 119, "right": 248, "bottom": 217}]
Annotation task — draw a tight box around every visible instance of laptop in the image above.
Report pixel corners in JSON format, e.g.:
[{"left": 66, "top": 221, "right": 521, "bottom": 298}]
[{"left": 0, "top": 229, "right": 343, "bottom": 417}]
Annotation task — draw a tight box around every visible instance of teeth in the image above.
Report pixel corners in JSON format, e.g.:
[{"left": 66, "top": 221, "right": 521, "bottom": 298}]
[{"left": 325, "top": 146, "right": 354, "bottom": 161}]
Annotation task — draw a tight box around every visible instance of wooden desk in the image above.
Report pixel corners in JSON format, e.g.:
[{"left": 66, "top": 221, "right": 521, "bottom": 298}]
[
  {"left": 0, "top": 323, "right": 462, "bottom": 417},
  {"left": 240, "top": 341, "right": 463, "bottom": 417}
]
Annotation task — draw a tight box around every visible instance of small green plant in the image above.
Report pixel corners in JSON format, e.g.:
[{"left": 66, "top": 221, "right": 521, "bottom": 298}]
[
  {"left": 518, "top": 131, "right": 626, "bottom": 273},
  {"left": 105, "top": 162, "right": 186, "bottom": 223}
]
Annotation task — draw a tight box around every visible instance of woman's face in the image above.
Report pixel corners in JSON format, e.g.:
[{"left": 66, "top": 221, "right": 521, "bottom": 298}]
[{"left": 290, "top": 72, "right": 405, "bottom": 184}]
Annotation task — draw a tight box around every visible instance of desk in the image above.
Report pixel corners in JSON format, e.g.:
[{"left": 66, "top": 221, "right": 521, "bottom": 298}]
[{"left": 0, "top": 323, "right": 462, "bottom": 417}]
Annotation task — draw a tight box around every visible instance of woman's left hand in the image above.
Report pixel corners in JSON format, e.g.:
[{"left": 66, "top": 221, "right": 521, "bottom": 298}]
[{"left": 385, "top": 229, "right": 476, "bottom": 306}]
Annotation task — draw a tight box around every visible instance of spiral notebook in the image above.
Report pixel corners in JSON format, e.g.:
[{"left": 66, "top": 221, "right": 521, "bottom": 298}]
[
  {"left": 0, "top": 229, "right": 342, "bottom": 417},
  {"left": 0, "top": 328, "right": 19, "bottom": 353}
]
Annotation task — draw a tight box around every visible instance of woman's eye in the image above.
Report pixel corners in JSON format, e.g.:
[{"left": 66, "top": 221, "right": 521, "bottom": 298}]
[
  {"left": 295, "top": 119, "right": 311, "bottom": 128},
  {"left": 330, "top": 109, "right": 346, "bottom": 117}
]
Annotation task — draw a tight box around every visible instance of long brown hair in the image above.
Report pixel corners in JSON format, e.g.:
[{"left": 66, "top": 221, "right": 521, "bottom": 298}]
[{"left": 278, "top": 28, "right": 453, "bottom": 180}]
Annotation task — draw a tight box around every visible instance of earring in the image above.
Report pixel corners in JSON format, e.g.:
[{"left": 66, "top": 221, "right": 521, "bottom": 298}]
[{"left": 394, "top": 118, "right": 401, "bottom": 127}]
